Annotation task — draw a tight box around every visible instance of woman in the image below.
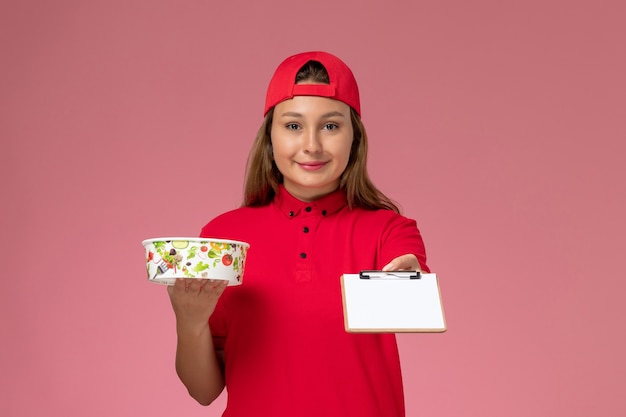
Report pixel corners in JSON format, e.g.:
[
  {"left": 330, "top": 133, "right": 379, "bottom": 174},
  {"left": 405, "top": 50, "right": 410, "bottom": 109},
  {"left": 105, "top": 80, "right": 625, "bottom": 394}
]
[{"left": 167, "top": 51, "right": 429, "bottom": 417}]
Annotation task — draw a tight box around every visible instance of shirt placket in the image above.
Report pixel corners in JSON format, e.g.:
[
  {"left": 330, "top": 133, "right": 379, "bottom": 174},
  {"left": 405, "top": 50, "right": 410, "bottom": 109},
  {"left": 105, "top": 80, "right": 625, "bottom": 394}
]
[{"left": 294, "top": 205, "right": 325, "bottom": 283}]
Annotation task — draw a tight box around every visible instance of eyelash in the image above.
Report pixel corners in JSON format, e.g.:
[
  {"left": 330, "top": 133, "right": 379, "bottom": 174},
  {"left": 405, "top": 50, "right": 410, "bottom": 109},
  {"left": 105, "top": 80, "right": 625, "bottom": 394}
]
[{"left": 285, "top": 123, "right": 339, "bottom": 130}]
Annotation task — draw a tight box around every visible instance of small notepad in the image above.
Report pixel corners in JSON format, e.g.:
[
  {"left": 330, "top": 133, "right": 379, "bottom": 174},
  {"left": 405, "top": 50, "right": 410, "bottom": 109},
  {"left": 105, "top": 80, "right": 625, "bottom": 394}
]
[{"left": 340, "top": 273, "right": 446, "bottom": 333}]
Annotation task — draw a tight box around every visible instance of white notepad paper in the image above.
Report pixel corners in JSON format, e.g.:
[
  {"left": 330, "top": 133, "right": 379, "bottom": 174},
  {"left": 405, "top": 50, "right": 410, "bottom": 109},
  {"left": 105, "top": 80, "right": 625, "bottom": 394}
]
[{"left": 341, "top": 273, "right": 446, "bottom": 333}]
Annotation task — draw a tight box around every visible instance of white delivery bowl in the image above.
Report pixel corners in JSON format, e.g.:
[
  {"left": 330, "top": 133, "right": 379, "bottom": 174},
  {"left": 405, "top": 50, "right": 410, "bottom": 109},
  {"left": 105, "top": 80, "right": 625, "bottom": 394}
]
[{"left": 142, "top": 237, "right": 249, "bottom": 286}]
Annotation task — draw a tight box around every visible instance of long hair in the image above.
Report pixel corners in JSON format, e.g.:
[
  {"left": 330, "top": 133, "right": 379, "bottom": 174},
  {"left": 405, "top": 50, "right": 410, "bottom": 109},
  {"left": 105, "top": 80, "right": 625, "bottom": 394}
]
[{"left": 243, "top": 61, "right": 400, "bottom": 213}]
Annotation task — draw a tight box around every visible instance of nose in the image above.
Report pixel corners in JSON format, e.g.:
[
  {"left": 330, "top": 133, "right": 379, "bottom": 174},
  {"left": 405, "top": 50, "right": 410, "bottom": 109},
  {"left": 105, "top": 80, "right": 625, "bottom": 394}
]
[{"left": 303, "top": 128, "right": 322, "bottom": 154}]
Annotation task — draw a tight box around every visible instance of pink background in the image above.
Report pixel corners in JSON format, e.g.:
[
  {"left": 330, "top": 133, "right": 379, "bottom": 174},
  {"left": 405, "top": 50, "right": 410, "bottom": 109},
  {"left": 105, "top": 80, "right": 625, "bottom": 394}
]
[{"left": 2, "top": 1, "right": 625, "bottom": 416}]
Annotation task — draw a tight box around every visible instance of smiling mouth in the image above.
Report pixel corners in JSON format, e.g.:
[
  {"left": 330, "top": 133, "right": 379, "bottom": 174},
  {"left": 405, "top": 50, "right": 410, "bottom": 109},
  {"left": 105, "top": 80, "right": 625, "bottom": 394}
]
[{"left": 298, "top": 161, "right": 327, "bottom": 170}]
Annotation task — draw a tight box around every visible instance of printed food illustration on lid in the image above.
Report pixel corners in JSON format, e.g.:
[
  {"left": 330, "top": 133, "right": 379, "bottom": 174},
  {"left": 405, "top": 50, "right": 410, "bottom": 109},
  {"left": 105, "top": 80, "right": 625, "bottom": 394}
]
[{"left": 143, "top": 238, "right": 249, "bottom": 285}]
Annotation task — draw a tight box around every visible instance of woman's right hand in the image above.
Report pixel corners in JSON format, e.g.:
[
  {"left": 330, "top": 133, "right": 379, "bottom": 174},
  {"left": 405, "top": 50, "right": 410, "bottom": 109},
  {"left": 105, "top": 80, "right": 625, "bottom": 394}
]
[
  {"left": 167, "top": 278, "right": 228, "bottom": 405},
  {"left": 167, "top": 278, "right": 228, "bottom": 329}
]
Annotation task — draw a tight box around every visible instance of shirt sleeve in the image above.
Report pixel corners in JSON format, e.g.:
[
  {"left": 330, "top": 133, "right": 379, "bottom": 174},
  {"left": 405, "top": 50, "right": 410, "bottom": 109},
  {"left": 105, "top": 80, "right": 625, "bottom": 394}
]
[{"left": 378, "top": 214, "right": 430, "bottom": 273}]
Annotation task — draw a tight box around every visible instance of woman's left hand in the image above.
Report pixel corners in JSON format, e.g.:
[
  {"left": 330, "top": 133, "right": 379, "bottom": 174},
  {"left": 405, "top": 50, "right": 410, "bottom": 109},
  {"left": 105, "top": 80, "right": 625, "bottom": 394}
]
[{"left": 382, "top": 254, "right": 422, "bottom": 272}]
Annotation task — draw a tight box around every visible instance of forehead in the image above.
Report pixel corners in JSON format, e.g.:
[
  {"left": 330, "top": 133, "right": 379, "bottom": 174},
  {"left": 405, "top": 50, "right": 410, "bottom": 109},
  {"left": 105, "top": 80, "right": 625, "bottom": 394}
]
[{"left": 273, "top": 95, "right": 351, "bottom": 117}]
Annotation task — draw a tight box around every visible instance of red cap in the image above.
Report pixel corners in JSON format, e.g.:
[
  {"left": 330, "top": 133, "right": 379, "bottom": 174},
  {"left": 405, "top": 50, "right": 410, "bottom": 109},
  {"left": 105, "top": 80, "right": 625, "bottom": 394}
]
[{"left": 264, "top": 51, "right": 361, "bottom": 116}]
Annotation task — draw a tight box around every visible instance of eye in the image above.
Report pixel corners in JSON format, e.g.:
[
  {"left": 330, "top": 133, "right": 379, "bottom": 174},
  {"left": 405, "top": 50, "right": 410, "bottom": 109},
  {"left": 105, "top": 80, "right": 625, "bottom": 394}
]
[
  {"left": 285, "top": 123, "right": 300, "bottom": 130},
  {"left": 323, "top": 123, "right": 339, "bottom": 131}
]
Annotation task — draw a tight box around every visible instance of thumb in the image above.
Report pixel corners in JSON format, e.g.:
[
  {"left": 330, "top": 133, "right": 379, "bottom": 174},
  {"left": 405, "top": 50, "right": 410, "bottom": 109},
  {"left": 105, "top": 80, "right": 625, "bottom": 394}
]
[
  {"left": 382, "top": 254, "right": 420, "bottom": 272},
  {"left": 381, "top": 261, "right": 395, "bottom": 271}
]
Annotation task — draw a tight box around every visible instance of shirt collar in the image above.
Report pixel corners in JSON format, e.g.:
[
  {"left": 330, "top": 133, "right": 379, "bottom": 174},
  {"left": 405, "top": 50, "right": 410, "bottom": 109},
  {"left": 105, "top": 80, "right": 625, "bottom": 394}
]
[{"left": 274, "top": 185, "right": 347, "bottom": 218}]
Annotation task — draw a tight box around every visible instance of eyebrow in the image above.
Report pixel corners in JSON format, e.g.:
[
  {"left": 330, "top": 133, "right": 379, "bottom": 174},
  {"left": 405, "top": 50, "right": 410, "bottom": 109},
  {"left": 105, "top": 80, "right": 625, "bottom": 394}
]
[{"left": 278, "top": 111, "right": 347, "bottom": 118}]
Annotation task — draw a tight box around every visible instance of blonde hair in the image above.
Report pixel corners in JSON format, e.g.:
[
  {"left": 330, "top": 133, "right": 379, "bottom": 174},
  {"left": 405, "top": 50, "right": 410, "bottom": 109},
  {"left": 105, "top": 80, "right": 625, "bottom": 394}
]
[{"left": 242, "top": 60, "right": 400, "bottom": 213}]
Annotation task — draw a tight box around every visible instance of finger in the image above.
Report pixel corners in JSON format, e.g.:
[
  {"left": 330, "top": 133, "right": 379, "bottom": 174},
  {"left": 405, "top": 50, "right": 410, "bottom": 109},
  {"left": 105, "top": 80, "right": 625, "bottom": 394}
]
[
  {"left": 381, "top": 261, "right": 395, "bottom": 272},
  {"left": 186, "top": 278, "right": 204, "bottom": 293},
  {"left": 211, "top": 280, "right": 229, "bottom": 300},
  {"left": 166, "top": 283, "right": 175, "bottom": 296},
  {"left": 170, "top": 278, "right": 186, "bottom": 292},
  {"left": 210, "top": 279, "right": 229, "bottom": 289},
  {"left": 213, "top": 280, "right": 228, "bottom": 294},
  {"left": 199, "top": 279, "right": 227, "bottom": 293},
  {"left": 198, "top": 281, "right": 228, "bottom": 301},
  {"left": 382, "top": 254, "right": 420, "bottom": 272},
  {"left": 195, "top": 279, "right": 210, "bottom": 294}
]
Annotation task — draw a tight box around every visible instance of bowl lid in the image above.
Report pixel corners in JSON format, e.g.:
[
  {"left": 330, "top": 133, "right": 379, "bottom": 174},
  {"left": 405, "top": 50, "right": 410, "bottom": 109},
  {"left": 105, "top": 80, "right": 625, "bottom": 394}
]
[{"left": 142, "top": 237, "right": 250, "bottom": 247}]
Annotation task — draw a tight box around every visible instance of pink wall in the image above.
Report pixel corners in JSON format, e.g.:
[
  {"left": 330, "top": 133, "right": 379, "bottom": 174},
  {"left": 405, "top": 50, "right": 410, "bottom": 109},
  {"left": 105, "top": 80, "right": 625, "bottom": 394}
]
[{"left": 2, "top": 1, "right": 624, "bottom": 416}]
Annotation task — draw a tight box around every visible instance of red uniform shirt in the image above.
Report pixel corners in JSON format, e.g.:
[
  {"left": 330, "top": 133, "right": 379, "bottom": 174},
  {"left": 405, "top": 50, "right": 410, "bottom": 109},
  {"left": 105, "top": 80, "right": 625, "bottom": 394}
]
[{"left": 201, "top": 185, "right": 429, "bottom": 417}]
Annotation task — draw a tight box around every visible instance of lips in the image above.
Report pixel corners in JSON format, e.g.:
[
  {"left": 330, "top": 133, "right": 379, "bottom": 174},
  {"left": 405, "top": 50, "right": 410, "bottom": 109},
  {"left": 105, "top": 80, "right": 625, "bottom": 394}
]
[
  {"left": 298, "top": 161, "right": 327, "bottom": 170},
  {"left": 298, "top": 161, "right": 326, "bottom": 171}
]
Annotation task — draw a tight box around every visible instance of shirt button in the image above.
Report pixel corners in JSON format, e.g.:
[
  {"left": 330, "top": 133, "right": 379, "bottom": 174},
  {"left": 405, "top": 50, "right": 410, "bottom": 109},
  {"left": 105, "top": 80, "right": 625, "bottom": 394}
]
[
  {"left": 303, "top": 226, "right": 309, "bottom": 233},
  {"left": 305, "top": 206, "right": 312, "bottom": 212},
  {"left": 321, "top": 210, "right": 327, "bottom": 216},
  {"left": 300, "top": 252, "right": 307, "bottom": 258},
  {"left": 288, "top": 211, "right": 294, "bottom": 217}
]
